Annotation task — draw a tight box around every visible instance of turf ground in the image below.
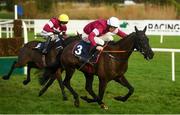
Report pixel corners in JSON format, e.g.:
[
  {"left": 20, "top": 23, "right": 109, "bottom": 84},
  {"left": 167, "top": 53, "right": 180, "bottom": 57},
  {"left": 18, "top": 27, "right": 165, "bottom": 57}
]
[{"left": 0, "top": 35, "right": 180, "bottom": 114}]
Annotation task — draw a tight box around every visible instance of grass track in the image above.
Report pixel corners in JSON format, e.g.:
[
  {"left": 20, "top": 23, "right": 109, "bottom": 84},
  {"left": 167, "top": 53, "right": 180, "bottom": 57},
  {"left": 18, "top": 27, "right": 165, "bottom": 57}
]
[{"left": 0, "top": 35, "right": 180, "bottom": 114}]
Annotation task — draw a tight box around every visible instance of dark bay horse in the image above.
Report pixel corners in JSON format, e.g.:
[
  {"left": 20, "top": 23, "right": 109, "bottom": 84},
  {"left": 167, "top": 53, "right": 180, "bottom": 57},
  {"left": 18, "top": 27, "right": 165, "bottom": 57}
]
[
  {"left": 56, "top": 26, "right": 154, "bottom": 109},
  {"left": 2, "top": 35, "right": 80, "bottom": 100}
]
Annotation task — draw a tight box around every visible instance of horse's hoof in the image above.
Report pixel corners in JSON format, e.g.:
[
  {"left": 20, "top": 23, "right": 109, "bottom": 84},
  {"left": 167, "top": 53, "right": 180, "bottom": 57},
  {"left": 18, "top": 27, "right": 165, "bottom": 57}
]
[
  {"left": 80, "top": 96, "right": 96, "bottom": 103},
  {"left": 23, "top": 80, "right": 30, "bottom": 85},
  {"left": 100, "top": 104, "right": 108, "bottom": 110},
  {"left": 114, "top": 96, "right": 127, "bottom": 102},
  {"left": 74, "top": 99, "right": 80, "bottom": 107},
  {"left": 2, "top": 75, "right": 9, "bottom": 80}
]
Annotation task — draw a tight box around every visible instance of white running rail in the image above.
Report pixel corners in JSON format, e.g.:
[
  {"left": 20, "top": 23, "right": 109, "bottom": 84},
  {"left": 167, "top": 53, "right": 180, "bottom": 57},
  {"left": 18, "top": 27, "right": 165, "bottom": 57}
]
[
  {"left": 152, "top": 48, "right": 180, "bottom": 81},
  {"left": 0, "top": 20, "right": 14, "bottom": 38}
]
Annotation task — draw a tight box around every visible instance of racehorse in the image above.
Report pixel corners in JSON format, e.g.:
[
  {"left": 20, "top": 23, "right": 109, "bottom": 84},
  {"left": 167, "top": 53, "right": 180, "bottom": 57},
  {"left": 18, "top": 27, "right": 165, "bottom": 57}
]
[
  {"left": 2, "top": 35, "right": 80, "bottom": 100},
  {"left": 52, "top": 26, "right": 154, "bottom": 109}
]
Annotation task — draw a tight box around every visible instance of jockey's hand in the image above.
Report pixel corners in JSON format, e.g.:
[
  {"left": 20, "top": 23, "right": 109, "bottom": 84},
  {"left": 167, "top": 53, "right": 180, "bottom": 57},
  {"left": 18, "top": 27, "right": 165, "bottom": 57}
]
[
  {"left": 96, "top": 46, "right": 104, "bottom": 51},
  {"left": 63, "top": 35, "right": 68, "bottom": 39},
  {"left": 53, "top": 30, "right": 60, "bottom": 34}
]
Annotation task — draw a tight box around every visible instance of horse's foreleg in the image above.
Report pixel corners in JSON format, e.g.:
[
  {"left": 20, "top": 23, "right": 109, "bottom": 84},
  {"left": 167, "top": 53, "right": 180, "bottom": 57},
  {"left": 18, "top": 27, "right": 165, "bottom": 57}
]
[
  {"left": 80, "top": 72, "right": 98, "bottom": 103},
  {"left": 97, "top": 78, "right": 108, "bottom": 110},
  {"left": 23, "top": 64, "right": 31, "bottom": 85},
  {"left": 63, "top": 68, "right": 79, "bottom": 107},
  {"left": 114, "top": 75, "right": 134, "bottom": 102},
  {"left": 56, "top": 70, "right": 68, "bottom": 101},
  {"left": 2, "top": 61, "right": 17, "bottom": 80},
  {"left": 39, "top": 76, "right": 56, "bottom": 96}
]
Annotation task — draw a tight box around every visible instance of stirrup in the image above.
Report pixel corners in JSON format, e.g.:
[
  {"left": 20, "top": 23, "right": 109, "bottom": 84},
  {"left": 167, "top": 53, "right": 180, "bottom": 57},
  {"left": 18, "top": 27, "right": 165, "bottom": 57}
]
[
  {"left": 77, "top": 55, "right": 87, "bottom": 62},
  {"left": 77, "top": 56, "right": 93, "bottom": 66},
  {"left": 42, "top": 49, "right": 48, "bottom": 54},
  {"left": 32, "top": 47, "right": 41, "bottom": 50}
]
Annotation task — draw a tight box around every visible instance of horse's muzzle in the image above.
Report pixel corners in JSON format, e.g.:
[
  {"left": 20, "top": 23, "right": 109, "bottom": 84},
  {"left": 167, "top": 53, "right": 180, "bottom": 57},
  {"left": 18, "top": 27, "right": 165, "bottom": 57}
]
[{"left": 145, "top": 49, "right": 154, "bottom": 60}]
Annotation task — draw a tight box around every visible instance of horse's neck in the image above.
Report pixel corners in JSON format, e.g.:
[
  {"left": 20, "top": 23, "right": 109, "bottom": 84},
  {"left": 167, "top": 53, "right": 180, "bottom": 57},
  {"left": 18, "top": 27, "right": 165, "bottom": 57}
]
[
  {"left": 64, "top": 36, "right": 80, "bottom": 46},
  {"left": 111, "top": 33, "right": 135, "bottom": 51}
]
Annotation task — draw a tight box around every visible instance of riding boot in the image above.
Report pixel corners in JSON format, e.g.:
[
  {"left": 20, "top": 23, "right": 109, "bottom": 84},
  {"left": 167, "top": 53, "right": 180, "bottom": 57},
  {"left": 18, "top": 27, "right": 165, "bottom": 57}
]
[
  {"left": 32, "top": 43, "right": 41, "bottom": 50},
  {"left": 89, "top": 46, "right": 99, "bottom": 57},
  {"left": 42, "top": 37, "right": 51, "bottom": 55}
]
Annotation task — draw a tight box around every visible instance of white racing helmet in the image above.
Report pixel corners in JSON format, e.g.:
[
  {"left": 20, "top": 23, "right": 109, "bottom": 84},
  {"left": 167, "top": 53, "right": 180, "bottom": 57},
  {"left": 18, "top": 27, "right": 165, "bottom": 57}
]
[{"left": 107, "top": 17, "right": 120, "bottom": 28}]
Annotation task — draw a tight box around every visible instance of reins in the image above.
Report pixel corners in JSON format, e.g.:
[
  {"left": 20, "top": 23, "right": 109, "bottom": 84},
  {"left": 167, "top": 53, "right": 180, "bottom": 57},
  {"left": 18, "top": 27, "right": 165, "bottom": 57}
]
[
  {"left": 103, "top": 50, "right": 126, "bottom": 53},
  {"left": 101, "top": 42, "right": 131, "bottom": 62}
]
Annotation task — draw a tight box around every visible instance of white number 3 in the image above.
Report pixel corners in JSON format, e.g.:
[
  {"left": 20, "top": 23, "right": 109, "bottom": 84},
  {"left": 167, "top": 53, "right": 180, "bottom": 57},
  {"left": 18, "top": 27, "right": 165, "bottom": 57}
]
[{"left": 75, "top": 45, "right": 83, "bottom": 55}]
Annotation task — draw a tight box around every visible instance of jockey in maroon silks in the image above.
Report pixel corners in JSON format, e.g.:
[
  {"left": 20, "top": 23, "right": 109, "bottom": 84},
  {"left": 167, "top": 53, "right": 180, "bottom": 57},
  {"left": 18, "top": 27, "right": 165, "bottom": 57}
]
[
  {"left": 35, "top": 14, "right": 69, "bottom": 54},
  {"left": 82, "top": 17, "right": 127, "bottom": 52}
]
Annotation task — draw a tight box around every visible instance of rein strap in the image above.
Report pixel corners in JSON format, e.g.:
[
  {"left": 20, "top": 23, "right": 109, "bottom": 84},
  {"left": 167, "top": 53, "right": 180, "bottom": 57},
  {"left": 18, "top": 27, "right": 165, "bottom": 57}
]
[{"left": 103, "top": 50, "right": 126, "bottom": 53}]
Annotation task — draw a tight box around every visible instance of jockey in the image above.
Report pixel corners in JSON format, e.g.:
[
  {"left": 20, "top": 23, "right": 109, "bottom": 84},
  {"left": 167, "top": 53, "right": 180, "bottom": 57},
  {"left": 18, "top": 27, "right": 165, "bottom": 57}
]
[
  {"left": 82, "top": 16, "right": 127, "bottom": 53},
  {"left": 35, "top": 14, "right": 69, "bottom": 54}
]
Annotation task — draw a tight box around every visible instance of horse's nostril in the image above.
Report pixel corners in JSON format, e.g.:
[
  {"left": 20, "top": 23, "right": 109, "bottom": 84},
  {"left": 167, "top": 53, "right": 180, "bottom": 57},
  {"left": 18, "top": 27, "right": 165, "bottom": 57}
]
[{"left": 149, "top": 52, "right": 154, "bottom": 59}]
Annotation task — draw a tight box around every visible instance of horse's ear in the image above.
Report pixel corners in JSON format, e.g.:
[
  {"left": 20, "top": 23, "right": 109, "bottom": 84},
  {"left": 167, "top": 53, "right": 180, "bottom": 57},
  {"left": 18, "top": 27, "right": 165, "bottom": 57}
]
[
  {"left": 143, "top": 26, "right": 147, "bottom": 33},
  {"left": 135, "top": 26, "right": 138, "bottom": 32},
  {"left": 76, "top": 31, "right": 82, "bottom": 38}
]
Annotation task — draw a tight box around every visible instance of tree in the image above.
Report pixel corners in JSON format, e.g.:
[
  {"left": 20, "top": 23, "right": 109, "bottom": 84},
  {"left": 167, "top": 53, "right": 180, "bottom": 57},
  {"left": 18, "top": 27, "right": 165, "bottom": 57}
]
[
  {"left": 5, "top": 0, "right": 14, "bottom": 11},
  {"left": 36, "top": 0, "right": 53, "bottom": 12}
]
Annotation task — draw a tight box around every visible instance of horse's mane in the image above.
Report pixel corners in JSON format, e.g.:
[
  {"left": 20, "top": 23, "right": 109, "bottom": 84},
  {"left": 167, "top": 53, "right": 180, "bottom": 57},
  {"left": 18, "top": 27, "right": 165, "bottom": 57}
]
[
  {"left": 63, "top": 35, "right": 81, "bottom": 46},
  {"left": 107, "top": 32, "right": 135, "bottom": 46}
]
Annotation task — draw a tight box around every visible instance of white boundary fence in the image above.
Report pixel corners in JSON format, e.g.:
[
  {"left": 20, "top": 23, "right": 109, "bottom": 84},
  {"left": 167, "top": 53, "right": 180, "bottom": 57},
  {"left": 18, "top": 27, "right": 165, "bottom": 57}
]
[
  {"left": 152, "top": 48, "right": 180, "bottom": 82},
  {"left": 1, "top": 19, "right": 180, "bottom": 39},
  {"left": 0, "top": 20, "right": 28, "bottom": 43},
  {"left": 0, "top": 20, "right": 14, "bottom": 38},
  {"left": 119, "top": 20, "right": 180, "bottom": 43}
]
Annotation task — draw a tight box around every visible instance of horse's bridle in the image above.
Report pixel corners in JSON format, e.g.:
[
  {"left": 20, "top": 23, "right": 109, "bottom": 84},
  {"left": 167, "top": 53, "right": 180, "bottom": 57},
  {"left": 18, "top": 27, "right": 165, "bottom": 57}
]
[{"left": 133, "top": 35, "right": 148, "bottom": 56}]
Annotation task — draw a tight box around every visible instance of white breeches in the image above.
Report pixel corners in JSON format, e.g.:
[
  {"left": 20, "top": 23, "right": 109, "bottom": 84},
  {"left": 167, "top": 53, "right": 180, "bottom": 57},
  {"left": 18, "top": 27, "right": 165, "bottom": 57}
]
[
  {"left": 40, "top": 31, "right": 58, "bottom": 41},
  {"left": 82, "top": 33, "right": 114, "bottom": 46}
]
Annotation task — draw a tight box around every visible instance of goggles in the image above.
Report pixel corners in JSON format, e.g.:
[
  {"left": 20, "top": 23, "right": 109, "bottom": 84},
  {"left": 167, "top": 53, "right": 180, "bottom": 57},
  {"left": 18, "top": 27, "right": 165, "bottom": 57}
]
[
  {"left": 109, "top": 25, "right": 117, "bottom": 29},
  {"left": 60, "top": 21, "right": 68, "bottom": 24}
]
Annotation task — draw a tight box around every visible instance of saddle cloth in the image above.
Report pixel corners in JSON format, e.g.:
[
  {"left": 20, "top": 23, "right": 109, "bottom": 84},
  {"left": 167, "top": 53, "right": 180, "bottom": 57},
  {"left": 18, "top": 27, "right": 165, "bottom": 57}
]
[
  {"left": 73, "top": 40, "right": 100, "bottom": 64},
  {"left": 34, "top": 39, "right": 63, "bottom": 53}
]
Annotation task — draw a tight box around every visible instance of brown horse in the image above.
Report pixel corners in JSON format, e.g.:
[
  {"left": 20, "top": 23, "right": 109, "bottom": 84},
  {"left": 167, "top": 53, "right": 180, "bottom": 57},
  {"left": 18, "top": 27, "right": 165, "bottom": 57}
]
[
  {"left": 53, "top": 26, "right": 154, "bottom": 109},
  {"left": 2, "top": 35, "right": 80, "bottom": 100}
]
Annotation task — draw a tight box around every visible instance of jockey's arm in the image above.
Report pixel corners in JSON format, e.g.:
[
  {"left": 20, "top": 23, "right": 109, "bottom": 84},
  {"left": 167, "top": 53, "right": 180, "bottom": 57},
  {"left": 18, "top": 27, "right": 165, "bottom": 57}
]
[
  {"left": 43, "top": 21, "right": 54, "bottom": 33},
  {"left": 114, "top": 28, "right": 127, "bottom": 38},
  {"left": 88, "top": 31, "right": 97, "bottom": 47},
  {"left": 43, "top": 24, "right": 54, "bottom": 32},
  {"left": 88, "top": 30, "right": 104, "bottom": 51},
  {"left": 62, "top": 31, "right": 68, "bottom": 39}
]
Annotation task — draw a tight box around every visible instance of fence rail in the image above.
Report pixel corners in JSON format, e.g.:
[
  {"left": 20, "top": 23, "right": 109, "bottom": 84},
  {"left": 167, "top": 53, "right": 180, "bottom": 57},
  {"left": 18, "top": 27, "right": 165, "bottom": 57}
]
[{"left": 152, "top": 48, "right": 180, "bottom": 81}]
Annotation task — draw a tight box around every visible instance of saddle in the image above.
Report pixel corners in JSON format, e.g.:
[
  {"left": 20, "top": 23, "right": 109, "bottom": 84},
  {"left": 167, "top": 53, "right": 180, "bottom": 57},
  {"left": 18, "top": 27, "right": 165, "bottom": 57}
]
[{"left": 33, "top": 39, "right": 63, "bottom": 54}]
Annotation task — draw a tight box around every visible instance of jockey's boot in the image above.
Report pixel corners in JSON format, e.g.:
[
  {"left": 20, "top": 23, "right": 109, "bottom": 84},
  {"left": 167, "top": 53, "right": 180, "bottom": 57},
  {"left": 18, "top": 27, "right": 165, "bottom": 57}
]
[
  {"left": 32, "top": 43, "right": 41, "bottom": 50},
  {"left": 42, "top": 37, "right": 51, "bottom": 55},
  {"left": 55, "top": 38, "right": 63, "bottom": 50},
  {"left": 77, "top": 55, "right": 93, "bottom": 66},
  {"left": 88, "top": 46, "right": 100, "bottom": 63},
  {"left": 89, "top": 46, "right": 99, "bottom": 57}
]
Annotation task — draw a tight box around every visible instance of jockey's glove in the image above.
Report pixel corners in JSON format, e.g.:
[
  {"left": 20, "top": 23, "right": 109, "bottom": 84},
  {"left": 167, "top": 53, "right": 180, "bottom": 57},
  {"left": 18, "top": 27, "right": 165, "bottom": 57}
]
[
  {"left": 53, "top": 30, "right": 60, "bottom": 34},
  {"left": 96, "top": 46, "right": 103, "bottom": 51}
]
